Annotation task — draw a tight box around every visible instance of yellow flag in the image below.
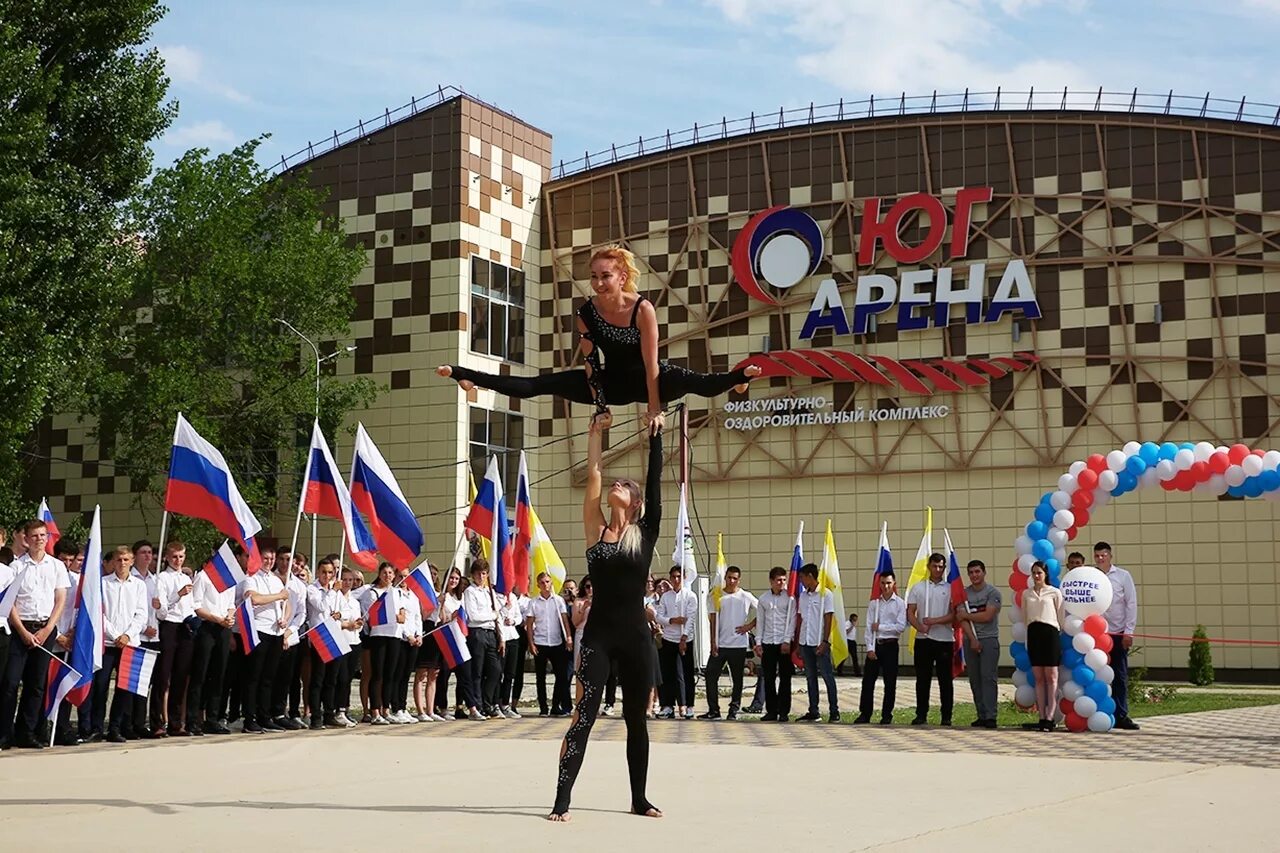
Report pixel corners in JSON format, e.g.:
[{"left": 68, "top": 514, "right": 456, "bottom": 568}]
[
  {"left": 528, "top": 505, "right": 567, "bottom": 594},
  {"left": 905, "top": 506, "right": 933, "bottom": 646},
  {"left": 467, "top": 467, "right": 491, "bottom": 560},
  {"left": 818, "top": 519, "right": 849, "bottom": 668},
  {"left": 711, "top": 532, "right": 727, "bottom": 609}
]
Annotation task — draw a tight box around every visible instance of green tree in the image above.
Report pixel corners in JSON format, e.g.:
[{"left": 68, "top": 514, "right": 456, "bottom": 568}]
[
  {"left": 91, "top": 138, "right": 376, "bottom": 558},
  {"left": 1189, "top": 625, "right": 1214, "bottom": 686},
  {"left": 0, "top": 1, "right": 174, "bottom": 520}
]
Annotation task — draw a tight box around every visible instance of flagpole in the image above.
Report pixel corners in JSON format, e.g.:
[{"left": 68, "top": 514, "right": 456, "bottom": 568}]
[
  {"left": 157, "top": 511, "right": 170, "bottom": 564},
  {"left": 32, "top": 644, "right": 83, "bottom": 747}
]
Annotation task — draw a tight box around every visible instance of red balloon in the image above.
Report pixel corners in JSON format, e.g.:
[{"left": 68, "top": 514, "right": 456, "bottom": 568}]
[
  {"left": 1082, "top": 614, "right": 1107, "bottom": 637},
  {"left": 1060, "top": 698, "right": 1075, "bottom": 716},
  {"left": 1072, "top": 489, "right": 1094, "bottom": 509},
  {"left": 1014, "top": 589, "right": 1025, "bottom": 608},
  {"left": 1252, "top": 448, "right": 1266, "bottom": 457},
  {"left": 1073, "top": 507, "right": 1091, "bottom": 528},
  {"left": 1065, "top": 712, "right": 1088, "bottom": 732},
  {"left": 1229, "top": 444, "right": 1251, "bottom": 464},
  {"left": 1173, "top": 471, "right": 1195, "bottom": 491},
  {"left": 1160, "top": 478, "right": 1177, "bottom": 491},
  {"left": 1209, "top": 452, "right": 1230, "bottom": 475},
  {"left": 1009, "top": 571, "right": 1029, "bottom": 592},
  {"left": 1012, "top": 559, "right": 1021, "bottom": 575},
  {"left": 1190, "top": 460, "right": 1210, "bottom": 482},
  {"left": 1077, "top": 469, "right": 1099, "bottom": 490},
  {"left": 1066, "top": 525, "right": 1078, "bottom": 541},
  {"left": 1095, "top": 633, "right": 1114, "bottom": 653},
  {"left": 1086, "top": 454, "right": 1108, "bottom": 473}
]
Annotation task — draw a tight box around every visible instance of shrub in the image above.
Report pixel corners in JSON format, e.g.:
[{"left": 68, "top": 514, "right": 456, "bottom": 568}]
[{"left": 1189, "top": 625, "right": 1214, "bottom": 686}]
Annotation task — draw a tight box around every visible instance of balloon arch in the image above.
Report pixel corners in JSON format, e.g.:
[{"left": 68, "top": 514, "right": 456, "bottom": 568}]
[{"left": 1006, "top": 440, "right": 1280, "bottom": 733}]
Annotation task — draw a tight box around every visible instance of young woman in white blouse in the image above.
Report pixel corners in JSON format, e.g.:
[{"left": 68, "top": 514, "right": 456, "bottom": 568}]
[
  {"left": 413, "top": 563, "right": 447, "bottom": 722},
  {"left": 1022, "top": 561, "right": 1066, "bottom": 732},
  {"left": 359, "top": 563, "right": 404, "bottom": 725},
  {"left": 433, "top": 567, "right": 468, "bottom": 719}
]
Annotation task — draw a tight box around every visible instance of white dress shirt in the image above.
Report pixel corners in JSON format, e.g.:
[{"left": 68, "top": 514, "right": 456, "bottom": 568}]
[
  {"left": 655, "top": 587, "right": 697, "bottom": 642},
  {"left": 193, "top": 570, "right": 235, "bottom": 624},
  {"left": 102, "top": 572, "right": 148, "bottom": 647},
  {"left": 713, "top": 589, "right": 758, "bottom": 648},
  {"left": 438, "top": 593, "right": 463, "bottom": 625},
  {"left": 9, "top": 553, "right": 71, "bottom": 622},
  {"left": 907, "top": 579, "right": 955, "bottom": 642},
  {"left": 155, "top": 568, "right": 196, "bottom": 623},
  {"left": 755, "top": 590, "right": 796, "bottom": 645},
  {"left": 240, "top": 571, "right": 285, "bottom": 636},
  {"left": 1102, "top": 565, "right": 1138, "bottom": 636},
  {"left": 361, "top": 586, "right": 401, "bottom": 639},
  {"left": 131, "top": 568, "right": 160, "bottom": 642},
  {"left": 462, "top": 584, "right": 499, "bottom": 629},
  {"left": 285, "top": 574, "right": 308, "bottom": 632},
  {"left": 797, "top": 587, "right": 835, "bottom": 646},
  {"left": 497, "top": 592, "right": 521, "bottom": 642},
  {"left": 307, "top": 585, "right": 342, "bottom": 627},
  {"left": 400, "top": 588, "right": 423, "bottom": 639},
  {"left": 527, "top": 593, "right": 567, "bottom": 645},
  {"left": 57, "top": 569, "right": 79, "bottom": 634},
  {"left": 339, "top": 590, "right": 362, "bottom": 646},
  {"left": 844, "top": 618, "right": 859, "bottom": 641},
  {"left": 865, "top": 594, "right": 907, "bottom": 646}
]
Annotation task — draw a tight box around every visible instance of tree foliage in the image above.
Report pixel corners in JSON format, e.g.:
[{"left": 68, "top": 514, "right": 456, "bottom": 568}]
[
  {"left": 0, "top": 0, "right": 174, "bottom": 520},
  {"left": 90, "top": 139, "right": 375, "bottom": 558},
  {"left": 1188, "top": 624, "right": 1214, "bottom": 686}
]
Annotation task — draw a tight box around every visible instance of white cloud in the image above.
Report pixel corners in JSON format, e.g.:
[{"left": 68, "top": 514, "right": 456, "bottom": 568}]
[
  {"left": 159, "top": 43, "right": 253, "bottom": 105},
  {"left": 159, "top": 119, "right": 237, "bottom": 150}
]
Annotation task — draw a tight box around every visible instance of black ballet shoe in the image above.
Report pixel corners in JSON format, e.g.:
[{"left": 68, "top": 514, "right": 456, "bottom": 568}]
[{"left": 631, "top": 801, "right": 663, "bottom": 818}]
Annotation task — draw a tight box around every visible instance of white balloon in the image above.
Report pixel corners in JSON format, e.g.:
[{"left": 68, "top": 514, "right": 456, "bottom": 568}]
[
  {"left": 1194, "top": 441, "right": 1215, "bottom": 462},
  {"left": 1051, "top": 490, "right": 1072, "bottom": 510},
  {"left": 1054, "top": 547, "right": 1067, "bottom": 563},
  {"left": 1088, "top": 711, "right": 1113, "bottom": 732},
  {"left": 1243, "top": 455, "right": 1263, "bottom": 477},
  {"left": 1012, "top": 668, "right": 1029, "bottom": 688},
  {"left": 1048, "top": 528, "right": 1068, "bottom": 548},
  {"left": 1074, "top": 695, "right": 1098, "bottom": 718},
  {"left": 1008, "top": 604, "right": 1024, "bottom": 624},
  {"left": 1011, "top": 621, "right": 1028, "bottom": 644},
  {"left": 1014, "top": 535, "right": 1033, "bottom": 556},
  {"left": 1225, "top": 465, "right": 1247, "bottom": 487},
  {"left": 1063, "top": 615, "right": 1084, "bottom": 636},
  {"left": 1093, "top": 490, "right": 1111, "bottom": 508},
  {"left": 1099, "top": 470, "right": 1119, "bottom": 491},
  {"left": 1059, "top": 474, "right": 1079, "bottom": 494},
  {"left": 1085, "top": 648, "right": 1108, "bottom": 670},
  {"left": 1096, "top": 664, "right": 1115, "bottom": 685},
  {"left": 1068, "top": 460, "right": 1087, "bottom": 477},
  {"left": 1209, "top": 474, "right": 1228, "bottom": 495},
  {"left": 1017, "top": 553, "right": 1036, "bottom": 574},
  {"left": 1072, "top": 632, "right": 1097, "bottom": 654},
  {"left": 1106, "top": 450, "right": 1127, "bottom": 472},
  {"left": 1156, "top": 459, "right": 1176, "bottom": 481},
  {"left": 1062, "top": 680, "right": 1084, "bottom": 701},
  {"left": 1262, "top": 450, "right": 1280, "bottom": 472},
  {"left": 1174, "top": 449, "right": 1195, "bottom": 470},
  {"left": 1014, "top": 684, "right": 1037, "bottom": 708},
  {"left": 1140, "top": 467, "right": 1160, "bottom": 487},
  {"left": 1214, "top": 445, "right": 1230, "bottom": 457},
  {"left": 1059, "top": 665, "right": 1073, "bottom": 684},
  {"left": 1122, "top": 441, "right": 1141, "bottom": 457},
  {"left": 1053, "top": 509, "right": 1075, "bottom": 530},
  {"left": 1061, "top": 566, "right": 1115, "bottom": 617}
]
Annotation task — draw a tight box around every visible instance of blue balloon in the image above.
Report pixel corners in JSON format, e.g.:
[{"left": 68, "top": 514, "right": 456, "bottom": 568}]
[
  {"left": 1158, "top": 442, "right": 1179, "bottom": 461},
  {"left": 1139, "top": 442, "right": 1160, "bottom": 464},
  {"left": 1073, "top": 664, "right": 1096, "bottom": 686},
  {"left": 1098, "top": 695, "right": 1116, "bottom": 715},
  {"left": 1060, "top": 632, "right": 1075, "bottom": 650},
  {"left": 1085, "top": 680, "right": 1110, "bottom": 701},
  {"left": 1261, "top": 470, "right": 1280, "bottom": 492},
  {"left": 1227, "top": 484, "right": 1245, "bottom": 498},
  {"left": 1063, "top": 649, "right": 1083, "bottom": 668},
  {"left": 1033, "top": 538, "right": 1055, "bottom": 560},
  {"left": 1027, "top": 521, "right": 1049, "bottom": 540},
  {"left": 1047, "top": 570, "right": 1060, "bottom": 587},
  {"left": 1180, "top": 442, "right": 1196, "bottom": 451},
  {"left": 1118, "top": 470, "right": 1138, "bottom": 492},
  {"left": 1027, "top": 669, "right": 1036, "bottom": 687},
  {"left": 1039, "top": 491, "right": 1055, "bottom": 505},
  {"left": 1126, "top": 455, "right": 1147, "bottom": 476},
  {"left": 1010, "top": 641, "right": 1027, "bottom": 659},
  {"left": 1035, "top": 503, "right": 1055, "bottom": 525},
  {"left": 1243, "top": 478, "right": 1264, "bottom": 499},
  {"left": 1045, "top": 558, "right": 1060, "bottom": 575}
]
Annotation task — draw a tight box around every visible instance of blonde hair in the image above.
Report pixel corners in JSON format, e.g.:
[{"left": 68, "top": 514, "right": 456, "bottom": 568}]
[
  {"left": 616, "top": 479, "right": 645, "bottom": 558},
  {"left": 590, "top": 245, "right": 641, "bottom": 293}
]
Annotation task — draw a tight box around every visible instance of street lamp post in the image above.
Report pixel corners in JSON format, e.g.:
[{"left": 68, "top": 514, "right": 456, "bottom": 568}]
[{"left": 276, "top": 318, "right": 355, "bottom": 567}]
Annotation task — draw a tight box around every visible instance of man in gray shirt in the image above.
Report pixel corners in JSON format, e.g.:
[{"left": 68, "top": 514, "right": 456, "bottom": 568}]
[{"left": 954, "top": 560, "right": 1001, "bottom": 729}]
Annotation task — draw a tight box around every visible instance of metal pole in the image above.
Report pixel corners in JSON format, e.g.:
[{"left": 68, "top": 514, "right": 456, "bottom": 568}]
[{"left": 311, "top": 352, "right": 319, "bottom": 567}]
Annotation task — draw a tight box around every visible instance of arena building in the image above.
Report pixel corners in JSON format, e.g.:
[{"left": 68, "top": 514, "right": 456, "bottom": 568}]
[{"left": 34, "top": 88, "right": 1280, "bottom": 676}]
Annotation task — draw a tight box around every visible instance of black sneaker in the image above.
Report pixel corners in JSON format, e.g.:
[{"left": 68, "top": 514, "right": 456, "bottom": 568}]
[
  {"left": 878, "top": 716, "right": 892, "bottom": 725},
  {"left": 1114, "top": 716, "right": 1140, "bottom": 730},
  {"left": 940, "top": 719, "right": 952, "bottom": 727},
  {"left": 697, "top": 711, "right": 722, "bottom": 721},
  {"left": 726, "top": 710, "right": 739, "bottom": 721},
  {"left": 310, "top": 719, "right": 325, "bottom": 730},
  {"left": 853, "top": 716, "right": 871, "bottom": 725},
  {"left": 760, "top": 713, "right": 778, "bottom": 722},
  {"left": 911, "top": 717, "right": 928, "bottom": 725},
  {"left": 107, "top": 731, "right": 127, "bottom": 744},
  {"left": 980, "top": 719, "right": 997, "bottom": 729},
  {"left": 261, "top": 720, "right": 285, "bottom": 732},
  {"left": 188, "top": 723, "right": 204, "bottom": 737},
  {"left": 742, "top": 704, "right": 763, "bottom": 715},
  {"left": 206, "top": 721, "right": 232, "bottom": 735},
  {"left": 1022, "top": 721, "right": 1042, "bottom": 731},
  {"left": 243, "top": 720, "right": 264, "bottom": 734},
  {"left": 275, "top": 716, "right": 303, "bottom": 731},
  {"left": 796, "top": 711, "right": 821, "bottom": 722},
  {"left": 827, "top": 712, "right": 840, "bottom": 724}
]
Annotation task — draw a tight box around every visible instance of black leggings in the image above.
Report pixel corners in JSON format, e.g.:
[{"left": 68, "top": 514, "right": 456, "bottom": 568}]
[
  {"left": 366, "top": 636, "right": 402, "bottom": 711},
  {"left": 447, "top": 362, "right": 749, "bottom": 408},
  {"left": 553, "top": 632, "right": 655, "bottom": 816}
]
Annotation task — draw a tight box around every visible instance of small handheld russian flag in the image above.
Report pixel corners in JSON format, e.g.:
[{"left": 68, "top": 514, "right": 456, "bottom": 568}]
[
  {"left": 204, "top": 541, "right": 246, "bottom": 594},
  {"left": 402, "top": 566, "right": 438, "bottom": 618},
  {"left": 366, "top": 588, "right": 396, "bottom": 627},
  {"left": 309, "top": 616, "right": 352, "bottom": 663},
  {"left": 43, "top": 657, "right": 82, "bottom": 721},
  {"left": 38, "top": 498, "right": 61, "bottom": 551},
  {"left": 116, "top": 646, "right": 160, "bottom": 697},
  {"left": 432, "top": 609, "right": 471, "bottom": 669},
  {"left": 235, "top": 597, "right": 259, "bottom": 653}
]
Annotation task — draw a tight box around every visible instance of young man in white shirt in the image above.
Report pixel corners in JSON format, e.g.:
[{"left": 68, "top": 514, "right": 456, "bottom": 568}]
[
  {"left": 153, "top": 540, "right": 196, "bottom": 737},
  {"left": 654, "top": 565, "right": 697, "bottom": 719},
  {"left": 334, "top": 567, "right": 364, "bottom": 727},
  {"left": 305, "top": 559, "right": 346, "bottom": 729},
  {"left": 93, "top": 546, "right": 147, "bottom": 742},
  {"left": 128, "top": 539, "right": 161, "bottom": 739},
  {"left": 699, "top": 566, "right": 757, "bottom": 720},
  {"left": 855, "top": 572, "right": 907, "bottom": 725},
  {"left": 1095, "top": 541, "right": 1140, "bottom": 730},
  {"left": 462, "top": 559, "right": 505, "bottom": 720},
  {"left": 907, "top": 553, "right": 956, "bottom": 726},
  {"left": 526, "top": 571, "right": 573, "bottom": 716},
  {"left": 751, "top": 567, "right": 796, "bottom": 722},
  {"left": 271, "top": 548, "right": 308, "bottom": 730},
  {"left": 186, "top": 542, "right": 243, "bottom": 736},
  {"left": 238, "top": 552, "right": 291, "bottom": 733},
  {"left": 795, "top": 563, "right": 840, "bottom": 723},
  {"left": 52, "top": 537, "right": 85, "bottom": 745},
  {"left": 0, "top": 519, "right": 70, "bottom": 749},
  {"left": 838, "top": 612, "right": 862, "bottom": 677},
  {"left": 497, "top": 588, "right": 524, "bottom": 719}
]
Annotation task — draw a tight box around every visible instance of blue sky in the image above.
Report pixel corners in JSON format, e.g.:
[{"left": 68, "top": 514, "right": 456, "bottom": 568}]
[{"left": 151, "top": 0, "right": 1280, "bottom": 172}]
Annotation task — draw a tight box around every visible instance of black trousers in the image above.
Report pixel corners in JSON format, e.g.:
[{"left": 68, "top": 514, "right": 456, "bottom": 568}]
[
  {"left": 0, "top": 624, "right": 59, "bottom": 743},
  {"left": 466, "top": 627, "right": 501, "bottom": 712},
  {"left": 365, "top": 635, "right": 402, "bottom": 711},
  {"left": 132, "top": 639, "right": 160, "bottom": 735},
  {"left": 435, "top": 662, "right": 470, "bottom": 714},
  {"left": 271, "top": 641, "right": 303, "bottom": 719},
  {"left": 838, "top": 639, "right": 863, "bottom": 676},
  {"left": 392, "top": 640, "right": 413, "bottom": 712},
  {"left": 154, "top": 621, "right": 194, "bottom": 729},
  {"left": 307, "top": 645, "right": 340, "bottom": 721},
  {"left": 449, "top": 362, "right": 749, "bottom": 408},
  {"left": 760, "top": 643, "right": 794, "bottom": 717},
  {"left": 187, "top": 622, "right": 230, "bottom": 726},
  {"left": 220, "top": 633, "right": 242, "bottom": 722},
  {"left": 241, "top": 634, "right": 282, "bottom": 724},
  {"left": 657, "top": 639, "right": 694, "bottom": 707},
  {"left": 532, "top": 642, "right": 571, "bottom": 714},
  {"left": 499, "top": 634, "right": 523, "bottom": 707},
  {"left": 91, "top": 645, "right": 134, "bottom": 734},
  {"left": 512, "top": 626, "right": 527, "bottom": 702},
  {"left": 859, "top": 639, "right": 900, "bottom": 721},
  {"left": 705, "top": 647, "right": 748, "bottom": 714},
  {"left": 913, "top": 638, "right": 954, "bottom": 722},
  {"left": 336, "top": 647, "right": 357, "bottom": 711}
]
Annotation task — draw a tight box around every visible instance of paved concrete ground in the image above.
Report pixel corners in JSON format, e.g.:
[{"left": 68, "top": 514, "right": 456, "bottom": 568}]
[{"left": 2, "top": 704, "right": 1277, "bottom": 851}]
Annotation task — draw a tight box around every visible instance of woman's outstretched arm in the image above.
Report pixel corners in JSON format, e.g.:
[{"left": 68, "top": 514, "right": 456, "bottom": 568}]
[
  {"left": 643, "top": 416, "right": 664, "bottom": 538},
  {"left": 583, "top": 411, "right": 609, "bottom": 544}
]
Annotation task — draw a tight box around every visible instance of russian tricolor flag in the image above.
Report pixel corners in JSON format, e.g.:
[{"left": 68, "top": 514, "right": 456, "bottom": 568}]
[
  {"left": 788, "top": 520, "right": 804, "bottom": 599},
  {"left": 301, "top": 421, "right": 378, "bottom": 570},
  {"left": 350, "top": 424, "right": 423, "bottom": 570},
  {"left": 871, "top": 521, "right": 893, "bottom": 601},
  {"left": 38, "top": 498, "right": 61, "bottom": 551},
  {"left": 44, "top": 506, "right": 104, "bottom": 725},
  {"left": 943, "top": 528, "right": 967, "bottom": 678},
  {"left": 309, "top": 616, "right": 352, "bottom": 663},
  {"left": 367, "top": 587, "right": 396, "bottom": 627},
  {"left": 165, "top": 414, "right": 263, "bottom": 571},
  {"left": 402, "top": 566, "right": 438, "bottom": 618},
  {"left": 463, "top": 455, "right": 514, "bottom": 595},
  {"left": 43, "top": 657, "right": 82, "bottom": 722},
  {"left": 432, "top": 610, "right": 471, "bottom": 669},
  {"left": 235, "top": 597, "right": 259, "bottom": 653},
  {"left": 116, "top": 646, "right": 159, "bottom": 697},
  {"left": 204, "top": 541, "right": 246, "bottom": 594}
]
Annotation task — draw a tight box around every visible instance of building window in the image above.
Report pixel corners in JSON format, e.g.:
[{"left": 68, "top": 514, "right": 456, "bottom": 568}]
[
  {"left": 469, "top": 406, "right": 524, "bottom": 494},
  {"left": 470, "top": 256, "right": 525, "bottom": 363}
]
